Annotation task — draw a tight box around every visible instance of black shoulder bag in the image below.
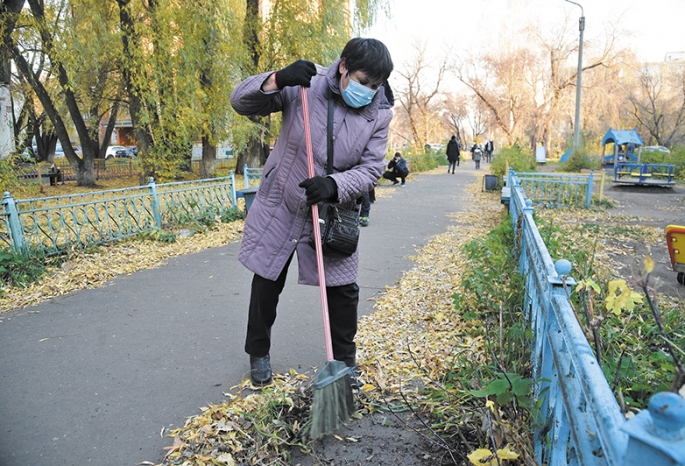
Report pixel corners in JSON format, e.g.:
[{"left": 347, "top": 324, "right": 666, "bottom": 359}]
[{"left": 308, "top": 95, "right": 360, "bottom": 257}]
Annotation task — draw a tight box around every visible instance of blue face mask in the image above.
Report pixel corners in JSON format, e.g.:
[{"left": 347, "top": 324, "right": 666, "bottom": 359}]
[{"left": 340, "top": 74, "right": 378, "bottom": 108}]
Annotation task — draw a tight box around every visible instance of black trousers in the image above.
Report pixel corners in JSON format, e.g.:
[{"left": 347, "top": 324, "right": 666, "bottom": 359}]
[
  {"left": 244, "top": 255, "right": 359, "bottom": 367},
  {"left": 382, "top": 168, "right": 408, "bottom": 184}
]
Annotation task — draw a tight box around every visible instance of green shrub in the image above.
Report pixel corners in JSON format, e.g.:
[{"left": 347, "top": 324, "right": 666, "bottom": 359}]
[
  {"left": 138, "top": 228, "right": 177, "bottom": 243},
  {"left": 490, "top": 144, "right": 537, "bottom": 178},
  {"left": 0, "top": 248, "right": 48, "bottom": 292},
  {"left": 0, "top": 159, "right": 22, "bottom": 194},
  {"left": 559, "top": 151, "right": 597, "bottom": 172},
  {"left": 163, "top": 204, "right": 244, "bottom": 230},
  {"left": 407, "top": 151, "right": 447, "bottom": 172},
  {"left": 641, "top": 146, "right": 685, "bottom": 180}
]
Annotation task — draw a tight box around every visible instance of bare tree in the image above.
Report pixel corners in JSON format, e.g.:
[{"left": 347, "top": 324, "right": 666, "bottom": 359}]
[
  {"left": 455, "top": 47, "right": 535, "bottom": 146},
  {"left": 528, "top": 16, "right": 625, "bottom": 152},
  {"left": 467, "top": 96, "right": 489, "bottom": 143},
  {"left": 627, "top": 63, "right": 685, "bottom": 147},
  {"left": 394, "top": 41, "right": 450, "bottom": 150},
  {"left": 442, "top": 93, "right": 469, "bottom": 148}
]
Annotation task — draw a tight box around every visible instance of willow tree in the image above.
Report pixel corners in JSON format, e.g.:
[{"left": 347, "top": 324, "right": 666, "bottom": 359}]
[
  {"left": 6, "top": 0, "right": 124, "bottom": 185},
  {"left": 234, "top": 0, "right": 387, "bottom": 172},
  {"left": 116, "top": 0, "right": 244, "bottom": 181}
]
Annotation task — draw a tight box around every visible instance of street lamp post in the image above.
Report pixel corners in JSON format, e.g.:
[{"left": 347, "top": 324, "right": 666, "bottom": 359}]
[{"left": 566, "top": 0, "right": 584, "bottom": 156}]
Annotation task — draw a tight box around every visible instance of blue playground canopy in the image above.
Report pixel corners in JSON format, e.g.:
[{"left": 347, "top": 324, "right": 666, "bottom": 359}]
[
  {"left": 601, "top": 127, "right": 644, "bottom": 165},
  {"left": 601, "top": 127, "right": 644, "bottom": 147}
]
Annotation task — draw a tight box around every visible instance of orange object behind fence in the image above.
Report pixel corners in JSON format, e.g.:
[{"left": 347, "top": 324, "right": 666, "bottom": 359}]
[{"left": 665, "top": 224, "right": 685, "bottom": 285}]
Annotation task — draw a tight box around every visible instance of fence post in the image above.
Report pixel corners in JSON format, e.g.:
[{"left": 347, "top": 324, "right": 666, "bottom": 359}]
[
  {"left": 148, "top": 177, "right": 163, "bottom": 228},
  {"left": 620, "top": 392, "right": 685, "bottom": 466},
  {"left": 585, "top": 171, "right": 594, "bottom": 207},
  {"left": 2, "top": 191, "right": 25, "bottom": 252},
  {"left": 244, "top": 164, "right": 249, "bottom": 189},
  {"left": 230, "top": 170, "right": 238, "bottom": 208}
]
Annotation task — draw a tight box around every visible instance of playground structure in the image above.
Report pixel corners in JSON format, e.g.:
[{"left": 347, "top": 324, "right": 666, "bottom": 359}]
[
  {"left": 598, "top": 128, "right": 677, "bottom": 186},
  {"left": 601, "top": 127, "right": 644, "bottom": 166},
  {"left": 666, "top": 225, "right": 685, "bottom": 285},
  {"left": 613, "top": 163, "right": 676, "bottom": 187},
  {"left": 559, "top": 127, "right": 643, "bottom": 165}
]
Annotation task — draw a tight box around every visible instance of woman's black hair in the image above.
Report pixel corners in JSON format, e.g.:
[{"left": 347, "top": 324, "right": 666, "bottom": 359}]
[{"left": 340, "top": 37, "right": 393, "bottom": 83}]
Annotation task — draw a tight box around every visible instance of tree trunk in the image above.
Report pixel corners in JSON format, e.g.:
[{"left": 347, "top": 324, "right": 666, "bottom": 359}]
[
  {"left": 98, "top": 101, "right": 119, "bottom": 159},
  {"left": 0, "top": 0, "right": 24, "bottom": 159},
  {"left": 237, "top": 123, "right": 264, "bottom": 174},
  {"left": 117, "top": 0, "right": 155, "bottom": 169},
  {"left": 235, "top": 0, "right": 266, "bottom": 176},
  {"left": 200, "top": 136, "right": 216, "bottom": 179},
  {"left": 74, "top": 156, "right": 96, "bottom": 185}
]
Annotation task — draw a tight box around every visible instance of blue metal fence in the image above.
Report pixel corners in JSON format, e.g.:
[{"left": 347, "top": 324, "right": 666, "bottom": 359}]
[
  {"left": 509, "top": 174, "right": 685, "bottom": 465},
  {"left": 1, "top": 173, "right": 239, "bottom": 255},
  {"left": 243, "top": 164, "right": 263, "bottom": 189},
  {"left": 506, "top": 169, "right": 594, "bottom": 207}
]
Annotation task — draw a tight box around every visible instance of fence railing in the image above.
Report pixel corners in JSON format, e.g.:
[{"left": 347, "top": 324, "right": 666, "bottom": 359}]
[
  {"left": 507, "top": 168, "right": 594, "bottom": 207},
  {"left": 18, "top": 159, "right": 238, "bottom": 185},
  {"left": 509, "top": 172, "right": 685, "bottom": 465},
  {"left": 18, "top": 159, "right": 136, "bottom": 184},
  {"left": 1, "top": 172, "right": 239, "bottom": 255},
  {"left": 244, "top": 164, "right": 263, "bottom": 189}
]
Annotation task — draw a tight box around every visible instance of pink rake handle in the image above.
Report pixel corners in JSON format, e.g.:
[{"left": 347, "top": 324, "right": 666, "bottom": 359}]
[{"left": 301, "top": 87, "right": 334, "bottom": 362}]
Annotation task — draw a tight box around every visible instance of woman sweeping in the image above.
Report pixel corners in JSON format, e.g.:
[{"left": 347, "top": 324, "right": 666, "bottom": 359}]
[{"left": 230, "top": 38, "right": 394, "bottom": 394}]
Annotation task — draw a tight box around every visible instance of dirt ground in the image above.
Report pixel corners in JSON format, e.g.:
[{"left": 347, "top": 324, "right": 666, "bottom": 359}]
[
  {"left": 291, "top": 410, "right": 458, "bottom": 466},
  {"left": 595, "top": 171, "right": 685, "bottom": 298},
  {"left": 604, "top": 181, "right": 685, "bottom": 299},
  {"left": 291, "top": 169, "right": 685, "bottom": 466}
]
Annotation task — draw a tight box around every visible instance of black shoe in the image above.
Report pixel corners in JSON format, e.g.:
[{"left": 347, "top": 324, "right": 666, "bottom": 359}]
[
  {"left": 348, "top": 365, "right": 362, "bottom": 389},
  {"left": 392, "top": 180, "right": 399, "bottom": 185},
  {"left": 250, "top": 355, "right": 272, "bottom": 386}
]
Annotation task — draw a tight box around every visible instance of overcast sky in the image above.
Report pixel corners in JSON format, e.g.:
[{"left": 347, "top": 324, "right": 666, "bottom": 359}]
[{"left": 366, "top": 0, "right": 685, "bottom": 70}]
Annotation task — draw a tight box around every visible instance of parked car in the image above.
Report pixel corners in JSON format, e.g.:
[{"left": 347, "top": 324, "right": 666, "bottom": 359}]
[
  {"left": 114, "top": 148, "right": 132, "bottom": 158},
  {"left": 642, "top": 145, "right": 670, "bottom": 154},
  {"left": 105, "top": 145, "right": 128, "bottom": 159}
]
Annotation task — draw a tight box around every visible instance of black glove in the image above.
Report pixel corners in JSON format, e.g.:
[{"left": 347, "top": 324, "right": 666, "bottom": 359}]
[
  {"left": 299, "top": 176, "right": 338, "bottom": 206},
  {"left": 275, "top": 59, "right": 317, "bottom": 89}
]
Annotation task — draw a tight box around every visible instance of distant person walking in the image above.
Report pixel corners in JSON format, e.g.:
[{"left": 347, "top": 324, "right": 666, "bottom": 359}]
[
  {"left": 446, "top": 135, "right": 460, "bottom": 173},
  {"left": 471, "top": 144, "right": 482, "bottom": 169},
  {"left": 383, "top": 152, "right": 409, "bottom": 186},
  {"left": 484, "top": 140, "right": 493, "bottom": 163}
]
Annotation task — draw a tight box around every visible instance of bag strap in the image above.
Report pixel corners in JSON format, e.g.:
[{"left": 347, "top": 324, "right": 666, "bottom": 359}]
[{"left": 326, "top": 93, "right": 334, "bottom": 175}]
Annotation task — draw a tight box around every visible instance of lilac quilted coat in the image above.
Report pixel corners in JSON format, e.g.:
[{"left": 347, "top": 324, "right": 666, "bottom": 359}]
[{"left": 230, "top": 59, "right": 393, "bottom": 286}]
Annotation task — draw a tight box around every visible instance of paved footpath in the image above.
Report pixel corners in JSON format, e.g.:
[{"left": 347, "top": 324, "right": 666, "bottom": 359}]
[{"left": 0, "top": 163, "right": 482, "bottom": 465}]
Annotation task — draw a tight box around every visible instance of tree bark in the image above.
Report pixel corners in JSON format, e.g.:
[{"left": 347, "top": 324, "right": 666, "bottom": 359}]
[
  {"left": 117, "top": 0, "right": 155, "bottom": 168},
  {"left": 0, "top": 0, "right": 24, "bottom": 159},
  {"left": 200, "top": 136, "right": 216, "bottom": 179}
]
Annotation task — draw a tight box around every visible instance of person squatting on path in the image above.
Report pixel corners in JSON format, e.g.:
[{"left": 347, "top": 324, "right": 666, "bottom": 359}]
[
  {"left": 382, "top": 152, "right": 409, "bottom": 186},
  {"left": 230, "top": 38, "right": 394, "bottom": 386},
  {"left": 446, "top": 135, "right": 460, "bottom": 173}
]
